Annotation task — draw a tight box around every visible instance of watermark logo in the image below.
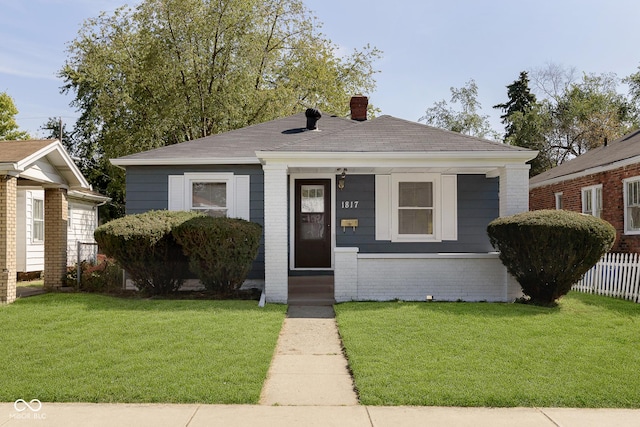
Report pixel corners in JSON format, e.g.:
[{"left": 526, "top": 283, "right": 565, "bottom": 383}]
[
  {"left": 14, "top": 399, "right": 42, "bottom": 412},
  {"left": 10, "top": 399, "right": 46, "bottom": 420}
]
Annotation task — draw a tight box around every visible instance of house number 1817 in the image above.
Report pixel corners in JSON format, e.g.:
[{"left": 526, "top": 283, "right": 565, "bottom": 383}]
[{"left": 341, "top": 201, "right": 359, "bottom": 209}]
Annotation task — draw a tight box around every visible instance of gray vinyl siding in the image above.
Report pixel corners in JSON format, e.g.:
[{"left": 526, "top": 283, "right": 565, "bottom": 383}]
[
  {"left": 125, "top": 165, "right": 265, "bottom": 279},
  {"left": 336, "top": 174, "right": 498, "bottom": 253}
]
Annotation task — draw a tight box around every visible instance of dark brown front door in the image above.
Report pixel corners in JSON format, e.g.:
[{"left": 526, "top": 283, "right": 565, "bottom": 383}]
[{"left": 294, "top": 179, "right": 331, "bottom": 268}]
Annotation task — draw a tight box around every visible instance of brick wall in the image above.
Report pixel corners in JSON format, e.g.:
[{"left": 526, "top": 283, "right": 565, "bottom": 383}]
[
  {"left": 499, "top": 164, "right": 530, "bottom": 216},
  {"left": 44, "top": 188, "right": 68, "bottom": 288},
  {"left": 354, "top": 254, "right": 510, "bottom": 302},
  {"left": 0, "top": 176, "right": 17, "bottom": 304},
  {"left": 262, "top": 165, "right": 288, "bottom": 303},
  {"left": 530, "top": 164, "right": 640, "bottom": 253},
  {"left": 334, "top": 247, "right": 359, "bottom": 302}
]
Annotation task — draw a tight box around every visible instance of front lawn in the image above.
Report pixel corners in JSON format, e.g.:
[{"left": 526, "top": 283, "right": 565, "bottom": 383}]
[
  {"left": 335, "top": 292, "right": 640, "bottom": 407},
  {"left": 0, "top": 293, "right": 286, "bottom": 403}
]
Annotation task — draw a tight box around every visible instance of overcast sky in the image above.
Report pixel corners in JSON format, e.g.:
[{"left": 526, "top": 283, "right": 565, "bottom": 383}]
[{"left": 2, "top": 0, "right": 640, "bottom": 138}]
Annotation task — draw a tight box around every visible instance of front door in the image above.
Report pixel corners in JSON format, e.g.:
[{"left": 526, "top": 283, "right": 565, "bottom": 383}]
[{"left": 294, "top": 179, "right": 332, "bottom": 268}]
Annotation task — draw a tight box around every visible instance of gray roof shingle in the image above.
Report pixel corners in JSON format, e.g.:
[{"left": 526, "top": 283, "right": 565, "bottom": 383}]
[
  {"left": 113, "top": 113, "right": 530, "bottom": 164},
  {"left": 530, "top": 129, "right": 640, "bottom": 186},
  {"left": 268, "top": 115, "right": 530, "bottom": 152}
]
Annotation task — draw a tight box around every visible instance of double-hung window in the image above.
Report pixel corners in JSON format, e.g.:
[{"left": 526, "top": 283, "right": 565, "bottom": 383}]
[
  {"left": 168, "top": 172, "right": 250, "bottom": 220},
  {"left": 32, "top": 198, "right": 44, "bottom": 243},
  {"left": 376, "top": 173, "right": 456, "bottom": 242},
  {"left": 555, "top": 192, "right": 563, "bottom": 210},
  {"left": 581, "top": 185, "right": 602, "bottom": 218},
  {"left": 397, "top": 181, "right": 434, "bottom": 237},
  {"left": 624, "top": 177, "right": 640, "bottom": 234}
]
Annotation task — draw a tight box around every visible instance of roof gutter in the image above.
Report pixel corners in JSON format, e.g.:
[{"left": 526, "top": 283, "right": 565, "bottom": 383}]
[
  {"left": 110, "top": 157, "right": 261, "bottom": 169},
  {"left": 256, "top": 150, "right": 538, "bottom": 167},
  {"left": 68, "top": 189, "right": 111, "bottom": 203}
]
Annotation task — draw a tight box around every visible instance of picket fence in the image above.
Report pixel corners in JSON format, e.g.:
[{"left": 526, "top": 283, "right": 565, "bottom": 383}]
[{"left": 573, "top": 252, "right": 640, "bottom": 303}]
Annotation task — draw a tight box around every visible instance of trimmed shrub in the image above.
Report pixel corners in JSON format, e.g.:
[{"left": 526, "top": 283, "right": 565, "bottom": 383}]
[
  {"left": 67, "top": 256, "right": 124, "bottom": 293},
  {"left": 172, "top": 216, "right": 262, "bottom": 295},
  {"left": 94, "top": 210, "right": 202, "bottom": 295},
  {"left": 487, "top": 210, "right": 615, "bottom": 306}
]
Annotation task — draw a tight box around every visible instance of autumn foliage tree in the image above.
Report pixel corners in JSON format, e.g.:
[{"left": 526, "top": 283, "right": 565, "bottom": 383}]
[{"left": 60, "top": 0, "right": 380, "bottom": 215}]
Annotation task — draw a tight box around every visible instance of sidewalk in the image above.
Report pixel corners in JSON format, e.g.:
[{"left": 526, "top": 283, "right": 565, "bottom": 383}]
[{"left": 3, "top": 403, "right": 640, "bottom": 427}]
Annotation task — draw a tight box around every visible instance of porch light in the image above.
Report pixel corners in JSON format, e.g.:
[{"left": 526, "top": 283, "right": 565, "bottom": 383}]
[{"left": 338, "top": 168, "right": 347, "bottom": 190}]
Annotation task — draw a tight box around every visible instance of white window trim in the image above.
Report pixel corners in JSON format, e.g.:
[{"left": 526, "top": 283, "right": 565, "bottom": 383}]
[
  {"left": 32, "top": 198, "right": 44, "bottom": 243},
  {"left": 184, "top": 172, "right": 235, "bottom": 217},
  {"left": 555, "top": 192, "right": 563, "bottom": 210},
  {"left": 391, "top": 173, "right": 441, "bottom": 242},
  {"left": 581, "top": 184, "right": 602, "bottom": 218},
  {"left": 376, "top": 173, "right": 457, "bottom": 242},
  {"left": 375, "top": 175, "right": 392, "bottom": 241},
  {"left": 168, "top": 172, "right": 250, "bottom": 221},
  {"left": 623, "top": 177, "right": 640, "bottom": 235}
]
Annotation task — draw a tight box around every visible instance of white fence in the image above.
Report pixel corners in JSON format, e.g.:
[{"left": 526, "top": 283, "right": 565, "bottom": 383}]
[{"left": 573, "top": 253, "right": 640, "bottom": 303}]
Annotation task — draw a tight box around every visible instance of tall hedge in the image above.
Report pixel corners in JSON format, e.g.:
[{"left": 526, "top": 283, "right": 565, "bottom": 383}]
[
  {"left": 94, "top": 210, "right": 202, "bottom": 295},
  {"left": 487, "top": 210, "right": 615, "bottom": 305},
  {"left": 172, "top": 216, "right": 262, "bottom": 295}
]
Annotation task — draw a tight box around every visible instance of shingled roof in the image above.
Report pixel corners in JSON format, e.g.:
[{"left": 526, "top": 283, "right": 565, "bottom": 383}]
[
  {"left": 0, "top": 139, "right": 90, "bottom": 189},
  {"left": 530, "top": 129, "right": 640, "bottom": 188},
  {"left": 111, "top": 113, "right": 531, "bottom": 166},
  {"left": 0, "top": 139, "right": 57, "bottom": 163}
]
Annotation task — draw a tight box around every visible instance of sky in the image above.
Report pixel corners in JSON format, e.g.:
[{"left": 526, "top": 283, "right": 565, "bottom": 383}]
[{"left": 2, "top": 0, "right": 640, "bottom": 138}]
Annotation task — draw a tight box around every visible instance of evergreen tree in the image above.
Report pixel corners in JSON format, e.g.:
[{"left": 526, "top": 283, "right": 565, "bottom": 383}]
[{"left": 494, "top": 71, "right": 537, "bottom": 140}]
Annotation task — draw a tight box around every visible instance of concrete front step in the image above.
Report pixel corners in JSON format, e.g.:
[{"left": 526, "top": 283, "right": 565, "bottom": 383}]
[{"left": 288, "top": 276, "right": 335, "bottom": 306}]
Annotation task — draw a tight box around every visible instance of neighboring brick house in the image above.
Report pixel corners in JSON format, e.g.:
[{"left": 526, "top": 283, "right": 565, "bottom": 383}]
[
  {"left": 529, "top": 129, "right": 640, "bottom": 253},
  {"left": 0, "top": 140, "right": 109, "bottom": 304},
  {"left": 112, "top": 96, "right": 537, "bottom": 303}
]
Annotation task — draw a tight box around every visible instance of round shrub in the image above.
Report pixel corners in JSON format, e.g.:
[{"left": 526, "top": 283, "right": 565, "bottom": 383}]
[
  {"left": 172, "top": 216, "right": 262, "bottom": 295},
  {"left": 94, "top": 210, "right": 202, "bottom": 295},
  {"left": 487, "top": 210, "right": 615, "bottom": 306}
]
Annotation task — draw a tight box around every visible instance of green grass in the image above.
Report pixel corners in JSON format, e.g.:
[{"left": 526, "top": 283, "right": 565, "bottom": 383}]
[
  {"left": 0, "top": 293, "right": 286, "bottom": 403},
  {"left": 335, "top": 292, "right": 640, "bottom": 407}
]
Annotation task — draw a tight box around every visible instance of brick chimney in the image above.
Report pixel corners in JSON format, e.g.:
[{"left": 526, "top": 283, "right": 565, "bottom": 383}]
[{"left": 350, "top": 95, "right": 368, "bottom": 121}]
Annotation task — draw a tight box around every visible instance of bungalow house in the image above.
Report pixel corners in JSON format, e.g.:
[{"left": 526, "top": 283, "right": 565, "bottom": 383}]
[
  {"left": 530, "top": 129, "right": 640, "bottom": 253},
  {"left": 17, "top": 187, "right": 108, "bottom": 275},
  {"left": 0, "top": 139, "right": 109, "bottom": 304},
  {"left": 111, "top": 96, "right": 537, "bottom": 303}
]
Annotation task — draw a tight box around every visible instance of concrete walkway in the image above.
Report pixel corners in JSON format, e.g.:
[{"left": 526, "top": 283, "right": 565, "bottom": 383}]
[
  {"left": 15, "top": 287, "right": 47, "bottom": 298},
  {"left": 259, "top": 305, "right": 358, "bottom": 406}
]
